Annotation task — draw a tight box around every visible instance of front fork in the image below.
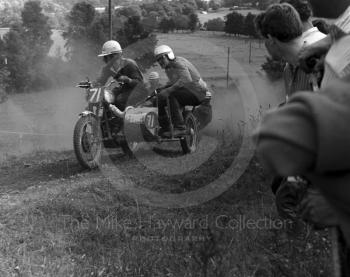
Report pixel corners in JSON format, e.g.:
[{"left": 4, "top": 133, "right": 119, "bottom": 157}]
[{"left": 79, "top": 102, "right": 112, "bottom": 140}]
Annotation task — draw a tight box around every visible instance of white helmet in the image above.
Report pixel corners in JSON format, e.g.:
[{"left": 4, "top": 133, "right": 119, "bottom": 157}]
[
  {"left": 154, "top": 45, "right": 175, "bottom": 60},
  {"left": 148, "top": 71, "right": 159, "bottom": 80},
  {"left": 98, "top": 40, "right": 122, "bottom": 57}
]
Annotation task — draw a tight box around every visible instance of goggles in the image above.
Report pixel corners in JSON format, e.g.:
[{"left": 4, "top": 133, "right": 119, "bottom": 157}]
[{"left": 156, "top": 55, "right": 166, "bottom": 63}]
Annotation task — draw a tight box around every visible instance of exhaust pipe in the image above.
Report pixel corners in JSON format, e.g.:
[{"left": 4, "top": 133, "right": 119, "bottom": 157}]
[
  {"left": 109, "top": 104, "right": 134, "bottom": 118},
  {"left": 109, "top": 104, "right": 125, "bottom": 118}
]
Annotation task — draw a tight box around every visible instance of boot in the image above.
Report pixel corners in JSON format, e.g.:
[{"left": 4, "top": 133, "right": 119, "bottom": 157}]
[
  {"left": 158, "top": 115, "right": 170, "bottom": 137},
  {"left": 170, "top": 97, "right": 186, "bottom": 136}
]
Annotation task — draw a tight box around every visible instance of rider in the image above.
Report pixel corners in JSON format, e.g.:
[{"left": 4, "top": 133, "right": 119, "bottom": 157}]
[
  {"left": 154, "top": 45, "right": 208, "bottom": 137},
  {"left": 95, "top": 40, "right": 144, "bottom": 111}
]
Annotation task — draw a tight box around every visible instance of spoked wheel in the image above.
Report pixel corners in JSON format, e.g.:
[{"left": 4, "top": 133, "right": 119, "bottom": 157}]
[
  {"left": 180, "top": 112, "right": 199, "bottom": 154},
  {"left": 73, "top": 115, "right": 102, "bottom": 169}
]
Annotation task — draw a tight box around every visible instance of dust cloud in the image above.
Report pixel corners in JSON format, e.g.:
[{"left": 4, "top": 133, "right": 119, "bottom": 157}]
[
  {"left": 0, "top": 87, "right": 86, "bottom": 160},
  {"left": 0, "top": 35, "right": 102, "bottom": 161},
  {"left": 202, "top": 74, "right": 284, "bottom": 142}
]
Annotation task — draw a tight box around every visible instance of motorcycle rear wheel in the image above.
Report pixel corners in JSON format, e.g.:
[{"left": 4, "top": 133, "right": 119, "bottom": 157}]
[
  {"left": 73, "top": 115, "right": 102, "bottom": 169},
  {"left": 180, "top": 112, "right": 199, "bottom": 154}
]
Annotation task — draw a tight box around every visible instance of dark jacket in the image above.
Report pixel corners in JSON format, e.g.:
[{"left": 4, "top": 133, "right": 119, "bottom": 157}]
[
  {"left": 254, "top": 79, "right": 350, "bottom": 245},
  {"left": 96, "top": 57, "right": 144, "bottom": 90}
]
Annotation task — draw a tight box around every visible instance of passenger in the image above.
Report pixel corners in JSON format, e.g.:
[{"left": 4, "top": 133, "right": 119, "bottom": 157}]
[{"left": 154, "top": 45, "right": 208, "bottom": 137}]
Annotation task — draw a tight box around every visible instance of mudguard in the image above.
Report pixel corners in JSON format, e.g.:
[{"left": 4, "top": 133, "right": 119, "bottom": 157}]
[{"left": 193, "top": 102, "right": 212, "bottom": 130}]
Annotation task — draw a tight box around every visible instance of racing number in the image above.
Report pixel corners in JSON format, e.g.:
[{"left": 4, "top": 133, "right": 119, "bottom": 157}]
[{"left": 145, "top": 113, "right": 156, "bottom": 129}]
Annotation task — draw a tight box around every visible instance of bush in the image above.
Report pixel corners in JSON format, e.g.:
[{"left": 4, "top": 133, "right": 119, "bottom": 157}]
[{"left": 205, "top": 18, "right": 225, "bottom": 32}]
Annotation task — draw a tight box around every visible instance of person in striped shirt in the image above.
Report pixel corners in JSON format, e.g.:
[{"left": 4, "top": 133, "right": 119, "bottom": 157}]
[
  {"left": 256, "top": 2, "right": 326, "bottom": 100},
  {"left": 256, "top": 3, "right": 328, "bottom": 226},
  {"left": 280, "top": 0, "right": 326, "bottom": 99}
]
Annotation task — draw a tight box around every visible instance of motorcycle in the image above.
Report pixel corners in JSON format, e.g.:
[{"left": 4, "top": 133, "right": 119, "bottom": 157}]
[{"left": 73, "top": 78, "right": 212, "bottom": 169}]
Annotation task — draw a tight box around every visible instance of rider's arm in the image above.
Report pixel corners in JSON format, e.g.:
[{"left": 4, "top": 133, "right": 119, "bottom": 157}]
[
  {"left": 162, "top": 62, "right": 192, "bottom": 95},
  {"left": 114, "top": 60, "right": 143, "bottom": 88}
]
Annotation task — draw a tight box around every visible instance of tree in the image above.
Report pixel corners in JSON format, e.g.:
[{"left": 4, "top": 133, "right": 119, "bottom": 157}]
[
  {"left": 63, "top": 2, "right": 98, "bottom": 76},
  {"left": 205, "top": 17, "right": 225, "bottom": 32},
  {"left": 64, "top": 1, "right": 157, "bottom": 75},
  {"left": 64, "top": 2, "right": 95, "bottom": 41},
  {"left": 173, "top": 15, "right": 190, "bottom": 31},
  {"left": 258, "top": 0, "right": 278, "bottom": 10},
  {"left": 222, "top": 0, "right": 235, "bottom": 8},
  {"left": 159, "top": 17, "right": 175, "bottom": 33},
  {"left": 117, "top": 5, "right": 142, "bottom": 18},
  {"left": 142, "top": 16, "right": 158, "bottom": 33},
  {"left": 21, "top": 1, "right": 53, "bottom": 60},
  {"left": 0, "top": 38, "right": 10, "bottom": 96},
  {"left": 244, "top": 12, "right": 258, "bottom": 37},
  {"left": 209, "top": 0, "right": 220, "bottom": 11},
  {"left": 3, "top": 24, "right": 31, "bottom": 92},
  {"left": 3, "top": 1, "right": 53, "bottom": 93},
  {"left": 195, "top": 0, "right": 209, "bottom": 11},
  {"left": 188, "top": 13, "right": 199, "bottom": 32},
  {"left": 123, "top": 16, "right": 149, "bottom": 43},
  {"left": 182, "top": 4, "right": 196, "bottom": 15},
  {"left": 225, "top": 11, "right": 245, "bottom": 35},
  {"left": 0, "top": 6, "right": 20, "bottom": 27}
]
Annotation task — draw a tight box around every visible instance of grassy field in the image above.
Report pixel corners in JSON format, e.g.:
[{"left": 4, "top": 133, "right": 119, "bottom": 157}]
[{"left": 0, "top": 32, "right": 331, "bottom": 276}]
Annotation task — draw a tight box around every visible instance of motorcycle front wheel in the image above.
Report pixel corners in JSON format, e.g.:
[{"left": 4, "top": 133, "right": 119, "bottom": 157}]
[{"left": 73, "top": 115, "right": 102, "bottom": 169}]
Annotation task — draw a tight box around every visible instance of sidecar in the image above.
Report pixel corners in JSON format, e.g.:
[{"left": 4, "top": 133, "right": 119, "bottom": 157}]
[{"left": 122, "top": 105, "right": 200, "bottom": 154}]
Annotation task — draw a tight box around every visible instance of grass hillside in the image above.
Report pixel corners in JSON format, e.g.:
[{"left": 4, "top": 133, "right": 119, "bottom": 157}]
[{"left": 0, "top": 32, "right": 331, "bottom": 276}]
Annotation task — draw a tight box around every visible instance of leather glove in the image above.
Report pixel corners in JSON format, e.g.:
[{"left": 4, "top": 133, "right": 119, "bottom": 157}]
[{"left": 275, "top": 177, "right": 308, "bottom": 220}]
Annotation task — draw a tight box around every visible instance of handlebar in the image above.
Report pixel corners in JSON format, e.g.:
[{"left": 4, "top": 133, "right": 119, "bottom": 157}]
[
  {"left": 76, "top": 81, "right": 92, "bottom": 89},
  {"left": 76, "top": 79, "right": 123, "bottom": 90},
  {"left": 132, "top": 89, "right": 159, "bottom": 108}
]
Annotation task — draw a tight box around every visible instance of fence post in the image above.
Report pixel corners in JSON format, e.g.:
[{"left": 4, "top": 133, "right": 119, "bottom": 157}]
[
  {"left": 109, "top": 0, "right": 113, "bottom": 40},
  {"left": 249, "top": 40, "right": 252, "bottom": 64},
  {"left": 227, "top": 47, "right": 230, "bottom": 88}
]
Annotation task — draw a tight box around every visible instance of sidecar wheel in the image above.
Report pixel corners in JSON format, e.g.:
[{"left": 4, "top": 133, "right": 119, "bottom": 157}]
[
  {"left": 73, "top": 115, "right": 102, "bottom": 169},
  {"left": 180, "top": 112, "right": 199, "bottom": 154}
]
